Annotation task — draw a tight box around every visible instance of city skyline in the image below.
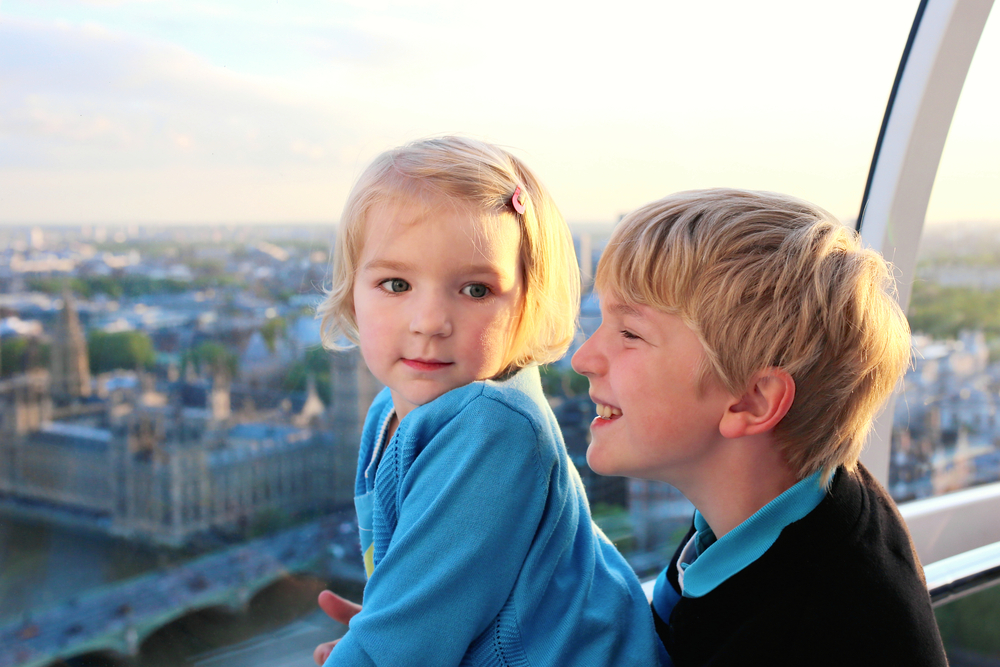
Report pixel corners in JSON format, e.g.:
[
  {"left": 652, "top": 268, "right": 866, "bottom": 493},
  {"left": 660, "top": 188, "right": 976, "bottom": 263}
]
[
  {"left": 2, "top": 0, "right": 996, "bottom": 228},
  {"left": 2, "top": 220, "right": 999, "bottom": 664}
]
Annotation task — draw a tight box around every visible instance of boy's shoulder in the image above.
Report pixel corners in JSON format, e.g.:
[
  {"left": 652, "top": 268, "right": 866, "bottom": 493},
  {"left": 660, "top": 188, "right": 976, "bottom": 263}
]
[
  {"left": 777, "top": 465, "right": 920, "bottom": 592},
  {"left": 770, "top": 465, "right": 946, "bottom": 663},
  {"left": 788, "top": 464, "right": 928, "bottom": 600},
  {"left": 663, "top": 465, "right": 948, "bottom": 666}
]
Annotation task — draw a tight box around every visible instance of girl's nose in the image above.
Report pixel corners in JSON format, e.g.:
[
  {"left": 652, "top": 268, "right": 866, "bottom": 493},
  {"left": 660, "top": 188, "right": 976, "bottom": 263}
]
[{"left": 409, "top": 295, "right": 452, "bottom": 337}]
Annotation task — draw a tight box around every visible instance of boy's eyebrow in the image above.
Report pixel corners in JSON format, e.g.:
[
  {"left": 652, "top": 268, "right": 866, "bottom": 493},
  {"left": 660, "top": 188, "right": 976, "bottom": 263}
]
[{"left": 608, "top": 302, "right": 644, "bottom": 318}]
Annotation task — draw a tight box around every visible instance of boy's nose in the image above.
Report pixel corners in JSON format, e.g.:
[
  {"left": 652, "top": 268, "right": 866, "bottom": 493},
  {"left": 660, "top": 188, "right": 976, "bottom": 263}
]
[{"left": 571, "top": 332, "right": 601, "bottom": 376}]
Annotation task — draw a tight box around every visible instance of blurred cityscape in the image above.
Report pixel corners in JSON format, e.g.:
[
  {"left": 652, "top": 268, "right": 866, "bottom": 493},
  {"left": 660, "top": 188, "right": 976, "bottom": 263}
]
[
  {"left": 890, "top": 223, "right": 1000, "bottom": 501},
  {"left": 1, "top": 221, "right": 999, "bottom": 666}
]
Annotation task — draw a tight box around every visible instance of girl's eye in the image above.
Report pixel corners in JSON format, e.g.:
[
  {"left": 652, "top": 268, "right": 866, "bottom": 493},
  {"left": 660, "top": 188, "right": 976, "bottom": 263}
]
[
  {"left": 380, "top": 278, "right": 410, "bottom": 293},
  {"left": 461, "top": 284, "right": 490, "bottom": 299},
  {"left": 621, "top": 330, "right": 640, "bottom": 340}
]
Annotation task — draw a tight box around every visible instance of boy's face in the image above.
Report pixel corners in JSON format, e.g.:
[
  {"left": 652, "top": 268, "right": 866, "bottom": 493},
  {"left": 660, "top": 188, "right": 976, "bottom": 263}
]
[
  {"left": 571, "top": 294, "right": 734, "bottom": 484},
  {"left": 352, "top": 197, "right": 523, "bottom": 422}
]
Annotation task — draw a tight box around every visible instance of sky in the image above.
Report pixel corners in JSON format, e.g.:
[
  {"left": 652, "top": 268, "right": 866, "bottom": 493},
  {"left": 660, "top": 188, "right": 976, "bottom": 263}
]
[{"left": 0, "top": 0, "right": 996, "bottom": 227}]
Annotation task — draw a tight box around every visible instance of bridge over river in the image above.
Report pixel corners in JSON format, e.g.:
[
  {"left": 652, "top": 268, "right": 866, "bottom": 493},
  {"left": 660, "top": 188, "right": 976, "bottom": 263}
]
[{"left": 0, "top": 511, "right": 365, "bottom": 667}]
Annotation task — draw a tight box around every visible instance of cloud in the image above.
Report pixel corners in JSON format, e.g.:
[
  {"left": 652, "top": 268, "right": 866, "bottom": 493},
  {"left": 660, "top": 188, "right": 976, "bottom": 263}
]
[
  {"left": 3, "top": 0, "right": 987, "bottom": 226},
  {"left": 0, "top": 17, "right": 350, "bottom": 170}
]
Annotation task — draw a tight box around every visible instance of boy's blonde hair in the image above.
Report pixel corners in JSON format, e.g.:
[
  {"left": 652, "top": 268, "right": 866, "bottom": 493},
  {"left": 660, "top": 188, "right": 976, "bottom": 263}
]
[
  {"left": 597, "top": 188, "right": 911, "bottom": 482},
  {"left": 318, "top": 136, "right": 580, "bottom": 372}
]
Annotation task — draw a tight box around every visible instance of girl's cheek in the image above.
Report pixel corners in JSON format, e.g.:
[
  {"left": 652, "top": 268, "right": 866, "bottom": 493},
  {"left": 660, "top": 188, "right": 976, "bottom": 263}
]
[{"left": 478, "top": 325, "right": 507, "bottom": 362}]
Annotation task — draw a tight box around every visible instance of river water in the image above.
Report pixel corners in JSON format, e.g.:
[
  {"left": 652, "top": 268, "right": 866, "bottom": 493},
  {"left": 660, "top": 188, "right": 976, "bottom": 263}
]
[
  {"left": 0, "top": 512, "right": 181, "bottom": 623},
  {"left": 0, "top": 510, "right": 360, "bottom": 666}
]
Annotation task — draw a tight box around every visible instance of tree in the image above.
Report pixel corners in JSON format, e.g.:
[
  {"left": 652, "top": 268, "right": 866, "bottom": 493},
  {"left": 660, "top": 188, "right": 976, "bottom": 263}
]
[
  {"left": 184, "top": 341, "right": 238, "bottom": 379},
  {"left": 539, "top": 364, "right": 590, "bottom": 398},
  {"left": 1, "top": 338, "right": 50, "bottom": 377},
  {"left": 260, "top": 317, "right": 287, "bottom": 353},
  {"left": 284, "top": 346, "right": 332, "bottom": 405},
  {"left": 908, "top": 282, "right": 1000, "bottom": 339},
  {"left": 88, "top": 330, "right": 156, "bottom": 374}
]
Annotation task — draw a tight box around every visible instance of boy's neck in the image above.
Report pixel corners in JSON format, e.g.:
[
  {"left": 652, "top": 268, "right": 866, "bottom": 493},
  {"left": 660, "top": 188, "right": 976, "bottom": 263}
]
[{"left": 675, "top": 435, "right": 800, "bottom": 539}]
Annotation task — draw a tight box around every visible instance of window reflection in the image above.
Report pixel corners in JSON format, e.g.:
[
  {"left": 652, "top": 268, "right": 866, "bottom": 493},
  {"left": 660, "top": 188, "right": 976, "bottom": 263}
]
[
  {"left": 0, "top": 226, "right": 371, "bottom": 667},
  {"left": 935, "top": 581, "right": 1000, "bottom": 664},
  {"left": 0, "top": 3, "right": 931, "bottom": 665},
  {"left": 891, "top": 6, "right": 1000, "bottom": 503}
]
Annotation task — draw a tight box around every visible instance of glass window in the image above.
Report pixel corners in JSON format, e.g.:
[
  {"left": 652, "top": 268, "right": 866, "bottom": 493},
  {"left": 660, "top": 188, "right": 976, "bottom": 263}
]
[
  {"left": 890, "top": 6, "right": 1000, "bottom": 502},
  {"left": 935, "top": 581, "right": 1000, "bottom": 663},
  {"left": 0, "top": 2, "right": 922, "bottom": 664}
]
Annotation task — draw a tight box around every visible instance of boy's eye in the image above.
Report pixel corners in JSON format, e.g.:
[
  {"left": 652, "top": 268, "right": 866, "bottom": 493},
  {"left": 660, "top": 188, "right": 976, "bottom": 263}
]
[
  {"left": 380, "top": 278, "right": 410, "bottom": 293},
  {"left": 461, "top": 284, "right": 490, "bottom": 299},
  {"left": 621, "top": 330, "right": 640, "bottom": 340}
]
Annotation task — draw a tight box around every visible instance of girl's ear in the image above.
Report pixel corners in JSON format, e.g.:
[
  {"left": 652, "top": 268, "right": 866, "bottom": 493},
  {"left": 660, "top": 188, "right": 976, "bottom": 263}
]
[{"left": 719, "top": 368, "right": 795, "bottom": 439}]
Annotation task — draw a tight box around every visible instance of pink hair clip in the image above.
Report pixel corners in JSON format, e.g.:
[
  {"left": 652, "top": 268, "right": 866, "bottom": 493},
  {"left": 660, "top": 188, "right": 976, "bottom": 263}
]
[{"left": 511, "top": 186, "right": 527, "bottom": 215}]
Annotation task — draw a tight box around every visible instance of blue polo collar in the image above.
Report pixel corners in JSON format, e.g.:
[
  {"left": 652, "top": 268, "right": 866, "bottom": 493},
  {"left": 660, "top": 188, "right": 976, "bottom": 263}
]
[{"left": 678, "top": 470, "right": 827, "bottom": 598}]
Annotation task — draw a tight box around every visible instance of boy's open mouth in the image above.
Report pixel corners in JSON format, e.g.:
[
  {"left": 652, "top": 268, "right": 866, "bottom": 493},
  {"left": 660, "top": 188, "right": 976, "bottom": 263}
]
[{"left": 595, "top": 403, "right": 622, "bottom": 420}]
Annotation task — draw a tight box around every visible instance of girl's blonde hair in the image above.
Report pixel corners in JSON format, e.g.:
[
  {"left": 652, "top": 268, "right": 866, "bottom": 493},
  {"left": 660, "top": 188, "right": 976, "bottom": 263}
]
[
  {"left": 318, "top": 136, "right": 580, "bottom": 372},
  {"left": 597, "top": 188, "right": 911, "bottom": 483}
]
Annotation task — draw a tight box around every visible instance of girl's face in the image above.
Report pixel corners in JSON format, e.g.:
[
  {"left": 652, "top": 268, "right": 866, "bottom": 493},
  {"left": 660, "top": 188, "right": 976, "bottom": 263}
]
[{"left": 353, "top": 196, "right": 524, "bottom": 422}]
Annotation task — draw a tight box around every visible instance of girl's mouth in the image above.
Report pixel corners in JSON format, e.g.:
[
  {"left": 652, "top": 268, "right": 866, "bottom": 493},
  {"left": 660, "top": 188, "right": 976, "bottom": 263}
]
[
  {"left": 403, "top": 358, "right": 452, "bottom": 372},
  {"left": 595, "top": 403, "right": 622, "bottom": 420}
]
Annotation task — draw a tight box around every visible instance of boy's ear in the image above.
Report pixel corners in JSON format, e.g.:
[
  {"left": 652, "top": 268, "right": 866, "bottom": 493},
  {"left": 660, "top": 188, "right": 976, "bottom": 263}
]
[{"left": 719, "top": 368, "right": 795, "bottom": 439}]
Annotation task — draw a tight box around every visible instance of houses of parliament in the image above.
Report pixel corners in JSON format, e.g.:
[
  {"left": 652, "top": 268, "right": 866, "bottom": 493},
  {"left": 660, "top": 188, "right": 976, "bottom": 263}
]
[{"left": 0, "top": 294, "right": 380, "bottom": 546}]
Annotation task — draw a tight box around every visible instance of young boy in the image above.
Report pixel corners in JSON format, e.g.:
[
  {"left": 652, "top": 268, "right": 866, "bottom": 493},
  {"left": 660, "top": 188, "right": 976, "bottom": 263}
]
[{"left": 570, "top": 188, "right": 948, "bottom": 666}]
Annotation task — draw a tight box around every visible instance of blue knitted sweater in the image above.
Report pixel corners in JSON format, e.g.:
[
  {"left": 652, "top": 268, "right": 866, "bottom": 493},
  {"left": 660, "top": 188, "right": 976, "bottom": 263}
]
[{"left": 325, "top": 366, "right": 663, "bottom": 666}]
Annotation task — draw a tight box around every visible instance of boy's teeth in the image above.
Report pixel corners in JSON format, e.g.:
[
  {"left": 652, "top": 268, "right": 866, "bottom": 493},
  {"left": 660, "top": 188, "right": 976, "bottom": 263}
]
[{"left": 595, "top": 404, "right": 622, "bottom": 420}]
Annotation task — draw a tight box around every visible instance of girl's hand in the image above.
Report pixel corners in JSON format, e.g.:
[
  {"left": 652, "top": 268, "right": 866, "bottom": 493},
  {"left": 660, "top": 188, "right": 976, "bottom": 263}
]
[{"left": 313, "top": 590, "right": 363, "bottom": 666}]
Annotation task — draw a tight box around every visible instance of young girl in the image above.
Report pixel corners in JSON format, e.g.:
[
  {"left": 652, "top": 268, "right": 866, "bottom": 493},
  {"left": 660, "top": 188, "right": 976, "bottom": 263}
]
[{"left": 316, "top": 136, "right": 663, "bottom": 666}]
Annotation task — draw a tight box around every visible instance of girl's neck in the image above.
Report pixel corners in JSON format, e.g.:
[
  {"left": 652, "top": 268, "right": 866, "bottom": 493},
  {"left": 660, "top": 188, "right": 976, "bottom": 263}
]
[{"left": 385, "top": 412, "right": 399, "bottom": 442}]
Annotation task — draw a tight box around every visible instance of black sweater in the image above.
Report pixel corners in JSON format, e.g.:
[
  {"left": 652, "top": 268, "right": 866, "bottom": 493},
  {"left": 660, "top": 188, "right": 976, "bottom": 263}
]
[{"left": 653, "top": 465, "right": 949, "bottom": 666}]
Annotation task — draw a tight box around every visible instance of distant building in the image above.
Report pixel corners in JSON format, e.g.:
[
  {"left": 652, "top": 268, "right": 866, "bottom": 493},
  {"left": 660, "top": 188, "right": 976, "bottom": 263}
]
[
  {"left": 239, "top": 331, "right": 294, "bottom": 384},
  {"left": 0, "top": 342, "right": 381, "bottom": 546},
  {"left": 627, "top": 479, "right": 693, "bottom": 554},
  {"left": 294, "top": 374, "right": 325, "bottom": 428},
  {"left": 328, "top": 346, "right": 381, "bottom": 495},
  {"left": 49, "top": 292, "right": 91, "bottom": 401},
  {"left": 15, "top": 422, "right": 113, "bottom": 516},
  {"left": 109, "top": 407, "right": 337, "bottom": 545},
  {"left": 891, "top": 331, "right": 1000, "bottom": 500},
  {"left": 0, "top": 369, "right": 53, "bottom": 442}
]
